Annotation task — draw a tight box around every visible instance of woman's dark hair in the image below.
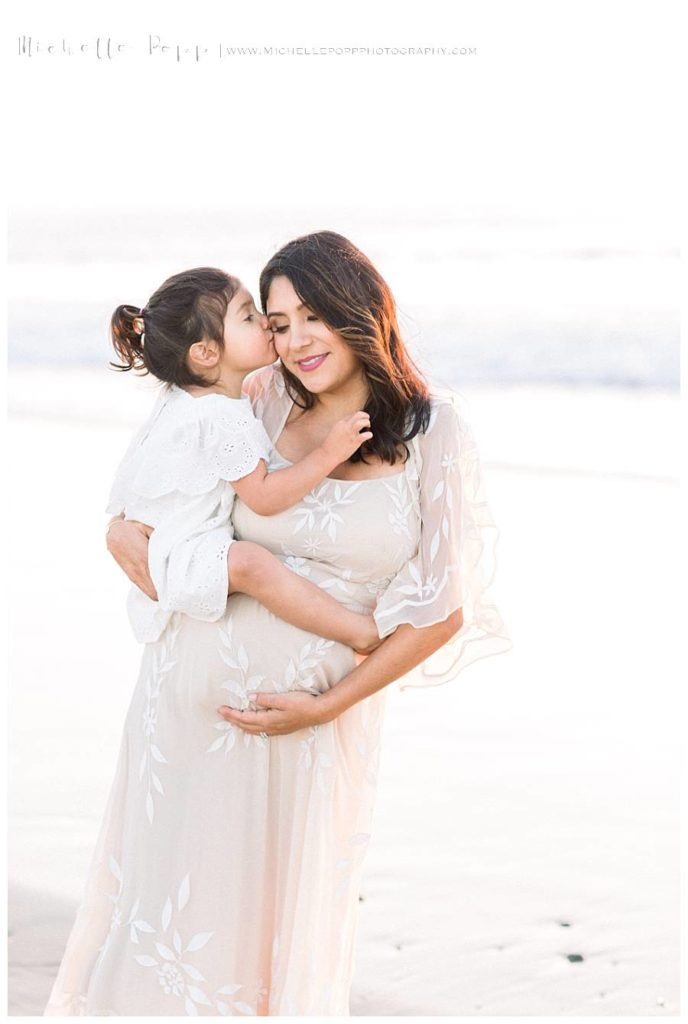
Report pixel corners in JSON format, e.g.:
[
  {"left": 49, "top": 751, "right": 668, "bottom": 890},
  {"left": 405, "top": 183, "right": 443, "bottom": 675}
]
[
  {"left": 110, "top": 268, "right": 240, "bottom": 388},
  {"left": 259, "top": 231, "right": 431, "bottom": 465}
]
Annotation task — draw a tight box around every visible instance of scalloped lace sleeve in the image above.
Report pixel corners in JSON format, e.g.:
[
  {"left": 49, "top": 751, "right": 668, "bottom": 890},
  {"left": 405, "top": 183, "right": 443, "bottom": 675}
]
[
  {"left": 373, "top": 391, "right": 512, "bottom": 687},
  {"left": 105, "top": 388, "right": 172, "bottom": 514},
  {"left": 108, "top": 392, "right": 273, "bottom": 506}
]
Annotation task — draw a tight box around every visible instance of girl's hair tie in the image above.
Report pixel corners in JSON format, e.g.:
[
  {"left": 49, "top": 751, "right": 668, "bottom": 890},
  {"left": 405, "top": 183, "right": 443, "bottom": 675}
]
[{"left": 132, "top": 309, "right": 146, "bottom": 337}]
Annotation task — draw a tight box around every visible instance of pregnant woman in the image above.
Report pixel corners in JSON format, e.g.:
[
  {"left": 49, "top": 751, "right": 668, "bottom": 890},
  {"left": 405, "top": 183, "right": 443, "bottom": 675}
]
[{"left": 44, "top": 231, "right": 510, "bottom": 1016}]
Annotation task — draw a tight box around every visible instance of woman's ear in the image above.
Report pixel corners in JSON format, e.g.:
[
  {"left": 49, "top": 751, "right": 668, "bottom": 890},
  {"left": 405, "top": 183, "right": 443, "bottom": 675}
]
[{"left": 187, "top": 339, "right": 221, "bottom": 372}]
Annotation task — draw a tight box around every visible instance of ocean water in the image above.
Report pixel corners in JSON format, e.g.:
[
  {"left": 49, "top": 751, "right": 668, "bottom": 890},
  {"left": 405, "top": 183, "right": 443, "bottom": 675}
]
[{"left": 8, "top": 208, "right": 679, "bottom": 389}]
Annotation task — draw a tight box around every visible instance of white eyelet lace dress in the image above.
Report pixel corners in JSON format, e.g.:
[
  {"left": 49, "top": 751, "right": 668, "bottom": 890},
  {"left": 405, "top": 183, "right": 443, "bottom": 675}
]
[
  {"left": 104, "top": 384, "right": 274, "bottom": 644},
  {"left": 43, "top": 365, "right": 511, "bottom": 1016}
]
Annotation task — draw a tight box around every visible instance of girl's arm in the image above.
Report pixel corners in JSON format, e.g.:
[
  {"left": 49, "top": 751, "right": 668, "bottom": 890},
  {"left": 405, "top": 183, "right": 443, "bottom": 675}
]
[{"left": 232, "top": 411, "right": 372, "bottom": 516}]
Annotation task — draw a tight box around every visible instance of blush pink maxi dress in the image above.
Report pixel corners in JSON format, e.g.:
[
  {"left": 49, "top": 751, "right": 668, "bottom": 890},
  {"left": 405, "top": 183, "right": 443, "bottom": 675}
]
[{"left": 44, "top": 364, "right": 510, "bottom": 1016}]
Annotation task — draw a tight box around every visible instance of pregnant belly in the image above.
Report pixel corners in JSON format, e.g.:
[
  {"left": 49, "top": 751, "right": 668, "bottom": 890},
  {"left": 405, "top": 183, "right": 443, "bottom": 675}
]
[{"left": 159, "top": 593, "right": 358, "bottom": 721}]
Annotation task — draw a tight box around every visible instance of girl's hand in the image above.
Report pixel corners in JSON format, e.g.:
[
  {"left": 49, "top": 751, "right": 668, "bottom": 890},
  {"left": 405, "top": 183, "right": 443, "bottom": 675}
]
[
  {"left": 216, "top": 690, "right": 330, "bottom": 737},
  {"left": 321, "top": 411, "right": 373, "bottom": 463},
  {"left": 106, "top": 518, "right": 158, "bottom": 601}
]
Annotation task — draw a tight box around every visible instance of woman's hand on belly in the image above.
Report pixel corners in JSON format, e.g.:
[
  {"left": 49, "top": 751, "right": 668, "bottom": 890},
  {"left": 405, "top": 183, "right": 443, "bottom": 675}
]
[{"left": 216, "top": 689, "right": 328, "bottom": 736}]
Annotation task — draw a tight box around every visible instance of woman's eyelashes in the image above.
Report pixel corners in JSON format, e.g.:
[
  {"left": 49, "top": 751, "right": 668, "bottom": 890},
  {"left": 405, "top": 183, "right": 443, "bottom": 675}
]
[{"left": 269, "top": 314, "right": 320, "bottom": 334}]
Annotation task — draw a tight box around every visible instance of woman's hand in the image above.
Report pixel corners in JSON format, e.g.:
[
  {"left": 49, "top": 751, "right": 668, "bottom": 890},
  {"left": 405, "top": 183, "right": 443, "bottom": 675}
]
[
  {"left": 106, "top": 518, "right": 158, "bottom": 601},
  {"left": 216, "top": 690, "right": 329, "bottom": 737}
]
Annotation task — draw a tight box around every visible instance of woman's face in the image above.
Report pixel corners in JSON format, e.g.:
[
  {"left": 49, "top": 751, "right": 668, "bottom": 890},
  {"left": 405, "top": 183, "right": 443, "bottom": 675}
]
[{"left": 266, "top": 275, "right": 365, "bottom": 396}]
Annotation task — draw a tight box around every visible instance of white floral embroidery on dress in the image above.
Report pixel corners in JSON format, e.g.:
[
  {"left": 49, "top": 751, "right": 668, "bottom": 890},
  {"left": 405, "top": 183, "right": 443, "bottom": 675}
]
[
  {"left": 281, "top": 551, "right": 312, "bottom": 578},
  {"left": 207, "top": 628, "right": 335, "bottom": 756},
  {"left": 317, "top": 567, "right": 358, "bottom": 599},
  {"left": 206, "top": 621, "right": 270, "bottom": 754},
  {"left": 291, "top": 482, "right": 363, "bottom": 542},
  {"left": 131, "top": 873, "right": 258, "bottom": 1015},
  {"left": 280, "top": 544, "right": 350, "bottom": 582},
  {"left": 364, "top": 573, "right": 396, "bottom": 598},
  {"left": 384, "top": 473, "right": 416, "bottom": 542},
  {"left": 397, "top": 560, "right": 439, "bottom": 600},
  {"left": 298, "top": 727, "right": 318, "bottom": 771},
  {"left": 97, "top": 855, "right": 156, "bottom": 967},
  {"left": 139, "top": 619, "right": 179, "bottom": 823},
  {"left": 282, "top": 638, "right": 335, "bottom": 694},
  {"left": 354, "top": 701, "right": 384, "bottom": 788},
  {"left": 297, "top": 726, "right": 335, "bottom": 792},
  {"left": 300, "top": 535, "right": 324, "bottom": 558}
]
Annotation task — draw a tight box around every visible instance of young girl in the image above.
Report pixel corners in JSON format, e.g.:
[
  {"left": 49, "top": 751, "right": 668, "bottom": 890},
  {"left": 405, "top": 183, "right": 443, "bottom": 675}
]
[{"left": 106, "top": 266, "right": 382, "bottom": 654}]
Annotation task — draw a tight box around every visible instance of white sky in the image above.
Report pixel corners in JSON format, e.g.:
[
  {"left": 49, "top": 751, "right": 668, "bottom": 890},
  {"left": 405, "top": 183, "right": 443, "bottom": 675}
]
[{"left": 6, "top": 0, "right": 681, "bottom": 224}]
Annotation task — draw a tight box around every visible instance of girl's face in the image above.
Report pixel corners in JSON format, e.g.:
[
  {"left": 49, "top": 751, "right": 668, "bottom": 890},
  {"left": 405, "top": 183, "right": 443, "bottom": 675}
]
[
  {"left": 266, "top": 276, "right": 365, "bottom": 396},
  {"left": 221, "top": 284, "right": 275, "bottom": 372}
]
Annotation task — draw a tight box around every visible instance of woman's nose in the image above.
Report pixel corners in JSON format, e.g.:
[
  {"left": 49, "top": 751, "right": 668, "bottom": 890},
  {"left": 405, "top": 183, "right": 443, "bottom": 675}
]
[{"left": 289, "top": 322, "right": 312, "bottom": 350}]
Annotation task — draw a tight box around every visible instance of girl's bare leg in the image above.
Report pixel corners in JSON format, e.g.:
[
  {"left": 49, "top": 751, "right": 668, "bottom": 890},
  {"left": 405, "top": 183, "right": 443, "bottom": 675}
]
[{"left": 227, "top": 541, "right": 381, "bottom": 654}]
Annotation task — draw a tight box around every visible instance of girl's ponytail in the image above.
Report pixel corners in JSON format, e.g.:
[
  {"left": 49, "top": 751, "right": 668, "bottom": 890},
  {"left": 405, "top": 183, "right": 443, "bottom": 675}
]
[
  {"left": 110, "top": 304, "right": 148, "bottom": 373},
  {"left": 108, "top": 269, "right": 240, "bottom": 387}
]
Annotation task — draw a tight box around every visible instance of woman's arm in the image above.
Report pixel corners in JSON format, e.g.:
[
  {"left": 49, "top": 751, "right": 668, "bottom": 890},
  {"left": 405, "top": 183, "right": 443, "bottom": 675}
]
[
  {"left": 106, "top": 518, "right": 157, "bottom": 600},
  {"left": 316, "top": 610, "right": 463, "bottom": 720},
  {"left": 232, "top": 411, "right": 371, "bottom": 517},
  {"left": 218, "top": 610, "right": 464, "bottom": 735}
]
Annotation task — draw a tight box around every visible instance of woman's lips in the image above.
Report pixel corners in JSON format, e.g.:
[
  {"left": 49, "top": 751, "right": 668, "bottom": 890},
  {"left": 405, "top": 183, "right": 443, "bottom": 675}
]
[{"left": 295, "top": 354, "right": 328, "bottom": 372}]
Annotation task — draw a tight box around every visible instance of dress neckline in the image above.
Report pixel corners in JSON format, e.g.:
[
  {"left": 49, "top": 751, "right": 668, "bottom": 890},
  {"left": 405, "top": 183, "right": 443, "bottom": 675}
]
[
  {"left": 270, "top": 446, "right": 408, "bottom": 484},
  {"left": 271, "top": 394, "right": 409, "bottom": 485}
]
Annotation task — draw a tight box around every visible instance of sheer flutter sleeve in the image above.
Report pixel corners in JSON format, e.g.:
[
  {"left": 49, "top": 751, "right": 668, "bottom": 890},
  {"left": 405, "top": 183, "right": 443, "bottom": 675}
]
[
  {"left": 373, "top": 390, "right": 512, "bottom": 689},
  {"left": 242, "top": 363, "right": 291, "bottom": 442}
]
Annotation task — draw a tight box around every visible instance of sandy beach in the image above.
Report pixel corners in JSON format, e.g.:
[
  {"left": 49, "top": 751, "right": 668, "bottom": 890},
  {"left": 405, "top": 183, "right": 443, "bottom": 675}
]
[{"left": 7, "top": 368, "right": 680, "bottom": 1016}]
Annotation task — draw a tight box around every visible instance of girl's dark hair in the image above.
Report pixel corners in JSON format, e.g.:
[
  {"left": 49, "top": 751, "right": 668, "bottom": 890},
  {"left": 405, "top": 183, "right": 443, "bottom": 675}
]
[
  {"left": 259, "top": 231, "right": 431, "bottom": 466},
  {"left": 110, "top": 267, "right": 240, "bottom": 388}
]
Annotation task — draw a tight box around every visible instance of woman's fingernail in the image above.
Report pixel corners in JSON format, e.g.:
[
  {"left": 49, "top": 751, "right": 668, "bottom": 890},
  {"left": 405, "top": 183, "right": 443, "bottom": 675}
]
[{"left": 248, "top": 693, "right": 258, "bottom": 701}]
